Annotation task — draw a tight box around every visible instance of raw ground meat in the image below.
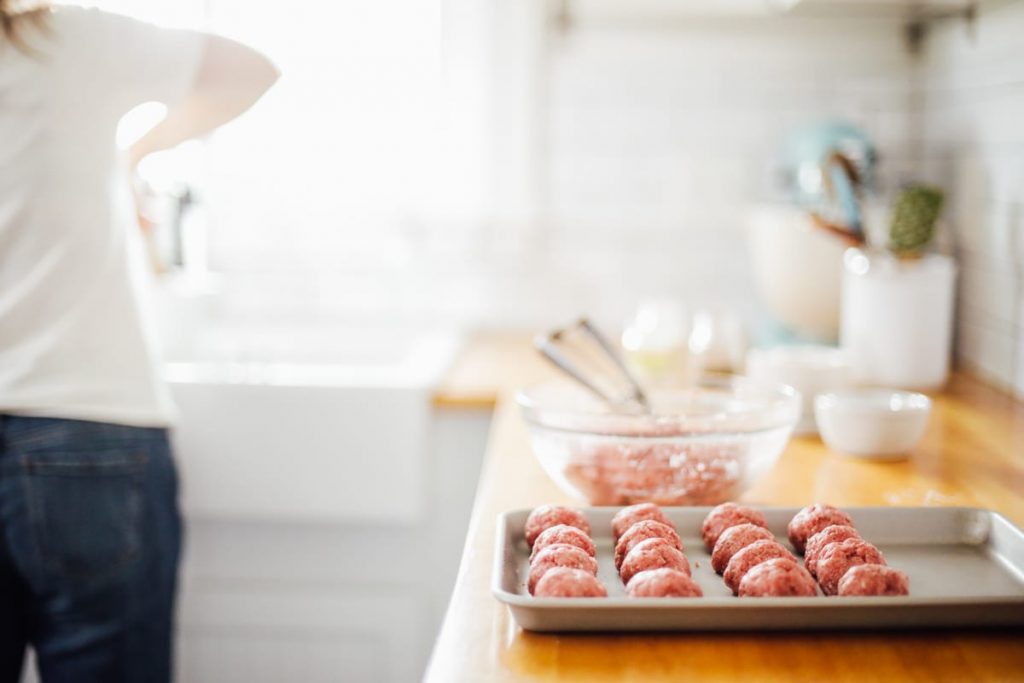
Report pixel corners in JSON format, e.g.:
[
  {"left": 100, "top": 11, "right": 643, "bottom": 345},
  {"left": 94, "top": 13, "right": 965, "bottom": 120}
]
[
  {"left": 614, "top": 520, "right": 683, "bottom": 570},
  {"left": 611, "top": 503, "right": 674, "bottom": 541},
  {"left": 625, "top": 568, "right": 703, "bottom": 598},
  {"left": 530, "top": 524, "right": 597, "bottom": 560},
  {"left": 738, "top": 557, "right": 818, "bottom": 597},
  {"left": 701, "top": 503, "right": 769, "bottom": 551},
  {"left": 804, "top": 525, "right": 861, "bottom": 577},
  {"left": 524, "top": 505, "right": 591, "bottom": 548},
  {"left": 837, "top": 564, "right": 909, "bottom": 597},
  {"left": 711, "top": 523, "right": 776, "bottom": 574},
  {"left": 723, "top": 539, "right": 794, "bottom": 595},
  {"left": 619, "top": 538, "right": 691, "bottom": 585},
  {"left": 527, "top": 544, "right": 598, "bottom": 594},
  {"left": 562, "top": 441, "right": 746, "bottom": 506},
  {"left": 786, "top": 504, "right": 855, "bottom": 554},
  {"left": 533, "top": 567, "right": 608, "bottom": 598},
  {"left": 815, "top": 539, "right": 886, "bottom": 596}
]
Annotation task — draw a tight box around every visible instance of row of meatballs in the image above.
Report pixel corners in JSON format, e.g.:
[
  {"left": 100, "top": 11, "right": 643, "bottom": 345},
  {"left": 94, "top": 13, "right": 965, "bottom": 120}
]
[
  {"left": 705, "top": 502, "right": 909, "bottom": 597},
  {"left": 524, "top": 504, "right": 702, "bottom": 597},
  {"left": 522, "top": 502, "right": 909, "bottom": 598}
]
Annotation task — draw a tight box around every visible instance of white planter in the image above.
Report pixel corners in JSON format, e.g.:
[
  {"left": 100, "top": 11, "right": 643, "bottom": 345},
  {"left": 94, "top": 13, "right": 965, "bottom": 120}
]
[{"left": 840, "top": 248, "right": 957, "bottom": 391}]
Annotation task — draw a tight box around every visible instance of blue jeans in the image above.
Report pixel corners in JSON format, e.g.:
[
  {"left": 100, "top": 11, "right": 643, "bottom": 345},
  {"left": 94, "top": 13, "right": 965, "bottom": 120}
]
[{"left": 0, "top": 416, "right": 181, "bottom": 683}]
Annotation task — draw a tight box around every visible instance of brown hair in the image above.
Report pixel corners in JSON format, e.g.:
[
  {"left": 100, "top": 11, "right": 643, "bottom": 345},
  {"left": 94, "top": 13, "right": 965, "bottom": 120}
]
[{"left": 1, "top": 0, "right": 50, "bottom": 53}]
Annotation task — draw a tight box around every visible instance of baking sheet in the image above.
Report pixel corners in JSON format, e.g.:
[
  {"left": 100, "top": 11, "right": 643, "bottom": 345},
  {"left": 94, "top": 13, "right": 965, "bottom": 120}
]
[{"left": 492, "top": 506, "right": 1024, "bottom": 632}]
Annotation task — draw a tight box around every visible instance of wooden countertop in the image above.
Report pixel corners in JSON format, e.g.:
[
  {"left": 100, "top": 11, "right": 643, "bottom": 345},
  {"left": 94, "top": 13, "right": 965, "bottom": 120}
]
[{"left": 426, "top": 334, "right": 1024, "bottom": 682}]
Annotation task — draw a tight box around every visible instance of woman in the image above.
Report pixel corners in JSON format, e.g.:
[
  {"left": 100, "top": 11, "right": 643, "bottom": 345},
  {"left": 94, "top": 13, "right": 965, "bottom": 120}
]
[{"left": 0, "top": 3, "right": 277, "bottom": 681}]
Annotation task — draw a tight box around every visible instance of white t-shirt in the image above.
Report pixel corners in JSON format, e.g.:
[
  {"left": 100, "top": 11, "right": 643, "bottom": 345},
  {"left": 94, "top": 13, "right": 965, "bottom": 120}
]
[{"left": 0, "top": 8, "right": 203, "bottom": 427}]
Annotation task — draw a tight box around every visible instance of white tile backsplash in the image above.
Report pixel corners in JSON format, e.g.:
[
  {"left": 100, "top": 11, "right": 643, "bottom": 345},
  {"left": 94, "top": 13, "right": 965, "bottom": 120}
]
[
  {"left": 921, "top": 0, "right": 1024, "bottom": 396},
  {"left": 194, "top": 0, "right": 1024, "bottom": 396}
]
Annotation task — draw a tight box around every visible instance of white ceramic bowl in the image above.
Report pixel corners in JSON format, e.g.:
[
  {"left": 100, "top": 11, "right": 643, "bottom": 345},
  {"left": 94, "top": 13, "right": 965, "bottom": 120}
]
[
  {"left": 746, "top": 345, "right": 851, "bottom": 435},
  {"left": 814, "top": 389, "right": 931, "bottom": 460}
]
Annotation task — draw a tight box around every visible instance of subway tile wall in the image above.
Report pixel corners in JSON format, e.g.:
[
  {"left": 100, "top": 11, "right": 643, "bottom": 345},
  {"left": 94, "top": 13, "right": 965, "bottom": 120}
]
[
  {"left": 188, "top": 1, "right": 1024, "bottom": 398},
  {"left": 539, "top": 12, "right": 917, "bottom": 331},
  {"left": 201, "top": 10, "right": 921, "bottom": 336},
  {"left": 919, "top": 0, "right": 1024, "bottom": 395}
]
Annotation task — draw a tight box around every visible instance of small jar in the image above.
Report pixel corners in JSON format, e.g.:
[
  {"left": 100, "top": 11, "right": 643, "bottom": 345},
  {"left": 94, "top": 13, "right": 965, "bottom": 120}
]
[{"left": 840, "top": 248, "right": 957, "bottom": 390}]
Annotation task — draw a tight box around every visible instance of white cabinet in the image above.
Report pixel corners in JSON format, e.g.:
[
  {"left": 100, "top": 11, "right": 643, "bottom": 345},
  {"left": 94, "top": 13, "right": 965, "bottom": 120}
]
[{"left": 173, "top": 407, "right": 492, "bottom": 683}]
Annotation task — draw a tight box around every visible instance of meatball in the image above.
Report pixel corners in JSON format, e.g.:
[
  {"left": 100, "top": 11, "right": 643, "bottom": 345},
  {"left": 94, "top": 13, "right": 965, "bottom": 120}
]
[
  {"left": 614, "top": 520, "right": 683, "bottom": 570},
  {"left": 837, "top": 564, "right": 909, "bottom": 597},
  {"left": 711, "top": 523, "right": 776, "bottom": 574},
  {"left": 738, "top": 557, "right": 818, "bottom": 597},
  {"left": 530, "top": 524, "right": 597, "bottom": 561},
  {"left": 534, "top": 567, "right": 608, "bottom": 598},
  {"left": 625, "top": 568, "right": 703, "bottom": 598},
  {"left": 804, "top": 525, "right": 861, "bottom": 577},
  {"left": 527, "top": 544, "right": 598, "bottom": 594},
  {"left": 619, "top": 538, "right": 691, "bottom": 585},
  {"left": 701, "top": 503, "right": 768, "bottom": 551},
  {"left": 815, "top": 538, "right": 886, "bottom": 596},
  {"left": 786, "top": 504, "right": 855, "bottom": 554},
  {"left": 723, "top": 539, "right": 794, "bottom": 595},
  {"left": 524, "top": 505, "right": 591, "bottom": 548},
  {"left": 611, "top": 503, "right": 674, "bottom": 541}
]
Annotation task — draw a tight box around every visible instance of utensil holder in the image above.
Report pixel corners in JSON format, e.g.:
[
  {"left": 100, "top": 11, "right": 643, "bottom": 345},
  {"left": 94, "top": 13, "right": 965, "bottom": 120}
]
[{"left": 840, "top": 248, "right": 956, "bottom": 391}]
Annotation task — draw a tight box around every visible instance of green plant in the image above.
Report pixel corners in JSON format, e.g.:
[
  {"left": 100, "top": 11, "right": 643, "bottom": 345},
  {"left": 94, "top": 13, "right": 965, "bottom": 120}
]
[{"left": 889, "top": 185, "right": 944, "bottom": 255}]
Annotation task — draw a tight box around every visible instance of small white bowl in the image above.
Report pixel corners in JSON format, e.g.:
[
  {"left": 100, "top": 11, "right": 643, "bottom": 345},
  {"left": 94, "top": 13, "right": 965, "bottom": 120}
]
[{"left": 814, "top": 389, "right": 931, "bottom": 460}]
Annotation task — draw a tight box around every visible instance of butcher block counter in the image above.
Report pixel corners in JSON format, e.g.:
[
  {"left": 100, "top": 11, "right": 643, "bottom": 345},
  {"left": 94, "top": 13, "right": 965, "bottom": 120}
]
[{"left": 426, "top": 333, "right": 1024, "bottom": 682}]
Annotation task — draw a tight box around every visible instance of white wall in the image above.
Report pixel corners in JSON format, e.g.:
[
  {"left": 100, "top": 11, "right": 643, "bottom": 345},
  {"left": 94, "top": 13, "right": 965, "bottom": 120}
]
[
  {"left": 918, "top": 0, "right": 1024, "bottom": 396},
  {"left": 191, "top": 3, "right": 921, "bottom": 336},
  {"left": 537, "top": 11, "right": 917, "bottom": 330}
]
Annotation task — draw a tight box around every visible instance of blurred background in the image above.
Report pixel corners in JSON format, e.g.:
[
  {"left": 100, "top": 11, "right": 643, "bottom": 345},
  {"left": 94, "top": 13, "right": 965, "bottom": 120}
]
[{"left": 35, "top": 0, "right": 1023, "bottom": 681}]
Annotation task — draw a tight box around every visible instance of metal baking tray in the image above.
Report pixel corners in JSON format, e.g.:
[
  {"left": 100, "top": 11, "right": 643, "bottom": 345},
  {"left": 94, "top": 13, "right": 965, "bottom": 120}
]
[{"left": 492, "top": 506, "right": 1024, "bottom": 632}]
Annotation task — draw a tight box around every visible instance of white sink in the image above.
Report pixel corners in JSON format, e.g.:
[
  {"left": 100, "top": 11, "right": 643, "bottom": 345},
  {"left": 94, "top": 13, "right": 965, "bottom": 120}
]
[{"left": 164, "top": 328, "right": 462, "bottom": 523}]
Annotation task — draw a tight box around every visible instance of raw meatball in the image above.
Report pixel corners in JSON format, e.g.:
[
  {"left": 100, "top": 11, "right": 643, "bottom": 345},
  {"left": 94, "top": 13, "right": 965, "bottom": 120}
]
[
  {"left": 524, "top": 505, "right": 591, "bottom": 548},
  {"left": 738, "top": 557, "right": 818, "bottom": 597},
  {"left": 530, "top": 524, "right": 597, "bottom": 561},
  {"left": 534, "top": 567, "right": 608, "bottom": 598},
  {"left": 837, "top": 564, "right": 909, "bottom": 597},
  {"left": 527, "top": 544, "right": 598, "bottom": 594},
  {"left": 614, "top": 520, "right": 683, "bottom": 570},
  {"left": 815, "top": 539, "right": 886, "bottom": 596},
  {"left": 711, "top": 523, "right": 777, "bottom": 574},
  {"left": 626, "top": 568, "right": 703, "bottom": 598},
  {"left": 723, "top": 539, "right": 794, "bottom": 595},
  {"left": 786, "top": 504, "right": 854, "bottom": 554},
  {"left": 804, "top": 525, "right": 861, "bottom": 577},
  {"left": 701, "top": 503, "right": 768, "bottom": 551},
  {"left": 619, "top": 538, "right": 691, "bottom": 585},
  {"left": 611, "top": 503, "right": 674, "bottom": 541}
]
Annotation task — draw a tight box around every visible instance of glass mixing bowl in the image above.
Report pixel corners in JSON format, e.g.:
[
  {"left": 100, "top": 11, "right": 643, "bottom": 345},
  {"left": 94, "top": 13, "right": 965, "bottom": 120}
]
[{"left": 517, "top": 377, "right": 800, "bottom": 506}]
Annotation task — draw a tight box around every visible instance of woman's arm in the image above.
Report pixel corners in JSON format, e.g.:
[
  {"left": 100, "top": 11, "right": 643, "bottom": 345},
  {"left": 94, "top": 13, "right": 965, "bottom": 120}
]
[{"left": 128, "top": 34, "right": 279, "bottom": 169}]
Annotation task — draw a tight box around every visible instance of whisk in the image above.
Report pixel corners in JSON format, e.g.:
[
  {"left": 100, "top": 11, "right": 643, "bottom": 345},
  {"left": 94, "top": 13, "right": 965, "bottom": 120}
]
[{"left": 534, "top": 317, "right": 652, "bottom": 415}]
